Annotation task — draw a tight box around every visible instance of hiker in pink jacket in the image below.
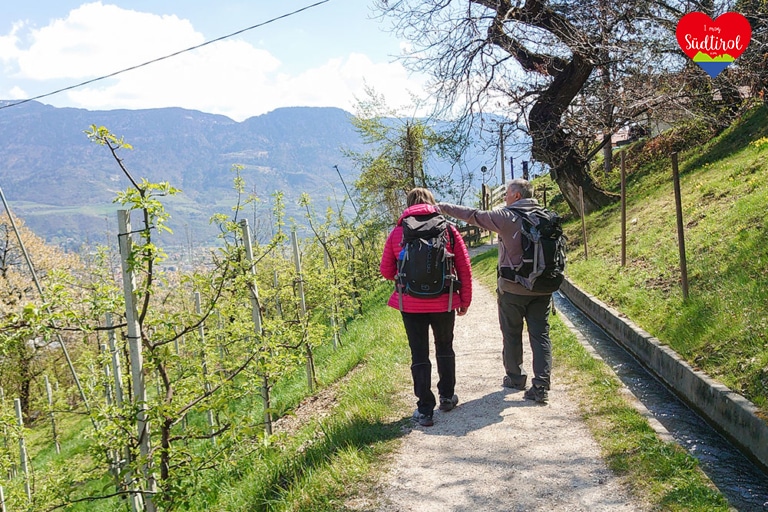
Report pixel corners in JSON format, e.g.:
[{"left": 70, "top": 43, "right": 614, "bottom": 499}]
[{"left": 380, "top": 188, "right": 473, "bottom": 426}]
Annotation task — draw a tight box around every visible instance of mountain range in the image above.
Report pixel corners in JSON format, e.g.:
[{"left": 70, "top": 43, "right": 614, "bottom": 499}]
[
  {"left": 0, "top": 100, "right": 528, "bottom": 250},
  {"left": 0, "top": 101, "right": 375, "bottom": 249}
]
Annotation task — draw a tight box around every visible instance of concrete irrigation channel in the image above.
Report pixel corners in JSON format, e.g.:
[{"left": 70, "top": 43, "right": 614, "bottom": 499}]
[{"left": 556, "top": 279, "right": 768, "bottom": 511}]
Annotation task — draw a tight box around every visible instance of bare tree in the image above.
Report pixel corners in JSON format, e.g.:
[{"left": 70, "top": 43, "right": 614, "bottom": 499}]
[{"left": 373, "top": 0, "right": 741, "bottom": 214}]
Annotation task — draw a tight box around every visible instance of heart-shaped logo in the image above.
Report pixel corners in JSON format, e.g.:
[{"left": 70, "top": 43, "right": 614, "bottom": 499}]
[{"left": 676, "top": 12, "right": 752, "bottom": 78}]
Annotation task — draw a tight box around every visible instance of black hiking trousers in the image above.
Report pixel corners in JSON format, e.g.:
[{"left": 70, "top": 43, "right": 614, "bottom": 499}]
[
  {"left": 497, "top": 291, "right": 552, "bottom": 390},
  {"left": 400, "top": 311, "right": 456, "bottom": 415}
]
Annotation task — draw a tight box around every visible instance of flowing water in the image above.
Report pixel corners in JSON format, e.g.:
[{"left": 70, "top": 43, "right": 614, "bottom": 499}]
[{"left": 553, "top": 292, "right": 768, "bottom": 511}]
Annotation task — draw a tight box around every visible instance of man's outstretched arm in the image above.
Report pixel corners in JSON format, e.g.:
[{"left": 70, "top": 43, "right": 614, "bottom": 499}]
[{"left": 438, "top": 203, "right": 506, "bottom": 234}]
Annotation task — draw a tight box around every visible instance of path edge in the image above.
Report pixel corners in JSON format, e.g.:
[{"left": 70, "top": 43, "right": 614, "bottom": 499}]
[{"left": 559, "top": 277, "right": 768, "bottom": 473}]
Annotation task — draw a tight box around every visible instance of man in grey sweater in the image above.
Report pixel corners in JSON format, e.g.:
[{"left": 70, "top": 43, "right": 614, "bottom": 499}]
[{"left": 437, "top": 179, "right": 551, "bottom": 404}]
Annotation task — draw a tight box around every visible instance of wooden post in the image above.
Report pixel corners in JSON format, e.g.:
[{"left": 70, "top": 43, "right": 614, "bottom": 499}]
[
  {"left": 621, "top": 151, "right": 627, "bottom": 267},
  {"left": 118, "top": 210, "right": 154, "bottom": 512},
  {"left": 239, "top": 219, "right": 272, "bottom": 436},
  {"left": 671, "top": 153, "right": 690, "bottom": 299},
  {"left": 194, "top": 292, "right": 216, "bottom": 438},
  {"left": 44, "top": 376, "right": 60, "bottom": 454},
  {"left": 579, "top": 186, "right": 589, "bottom": 260},
  {"left": 292, "top": 230, "right": 315, "bottom": 392},
  {"left": 14, "top": 399, "right": 31, "bottom": 501}
]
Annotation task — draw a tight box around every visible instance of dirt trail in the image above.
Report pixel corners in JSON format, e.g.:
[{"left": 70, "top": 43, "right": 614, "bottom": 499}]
[{"left": 375, "top": 251, "right": 644, "bottom": 511}]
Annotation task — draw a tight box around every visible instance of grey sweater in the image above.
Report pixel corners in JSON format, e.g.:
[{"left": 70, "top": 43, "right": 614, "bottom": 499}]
[{"left": 437, "top": 198, "right": 549, "bottom": 296}]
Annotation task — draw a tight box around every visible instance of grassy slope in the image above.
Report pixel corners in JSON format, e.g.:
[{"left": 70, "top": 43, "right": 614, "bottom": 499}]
[{"left": 551, "top": 104, "right": 768, "bottom": 414}]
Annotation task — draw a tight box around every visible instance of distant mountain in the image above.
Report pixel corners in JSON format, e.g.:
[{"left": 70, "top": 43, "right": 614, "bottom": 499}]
[
  {"left": 0, "top": 101, "right": 531, "bottom": 250},
  {"left": 0, "top": 101, "right": 368, "bottom": 249}
]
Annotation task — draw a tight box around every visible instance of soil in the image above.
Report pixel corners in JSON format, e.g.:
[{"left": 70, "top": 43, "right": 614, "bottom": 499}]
[{"left": 372, "top": 245, "right": 645, "bottom": 512}]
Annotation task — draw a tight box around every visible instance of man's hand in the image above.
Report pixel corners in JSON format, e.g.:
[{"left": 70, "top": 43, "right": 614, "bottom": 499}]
[{"left": 457, "top": 306, "right": 469, "bottom": 316}]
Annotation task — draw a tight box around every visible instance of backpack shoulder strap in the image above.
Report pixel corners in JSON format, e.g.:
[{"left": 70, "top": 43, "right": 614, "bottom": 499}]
[{"left": 446, "top": 223, "right": 456, "bottom": 251}]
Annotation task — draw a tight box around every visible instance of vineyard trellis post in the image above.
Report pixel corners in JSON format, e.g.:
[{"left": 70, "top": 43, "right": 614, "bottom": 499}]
[
  {"left": 44, "top": 375, "right": 60, "bottom": 454},
  {"left": 13, "top": 399, "right": 30, "bottom": 501},
  {"left": 99, "top": 341, "right": 121, "bottom": 479},
  {"left": 239, "top": 219, "right": 273, "bottom": 436},
  {"left": 292, "top": 229, "right": 316, "bottom": 393},
  {"left": 194, "top": 291, "right": 216, "bottom": 439},
  {"left": 106, "top": 310, "right": 142, "bottom": 502},
  {"left": 117, "top": 209, "right": 156, "bottom": 512},
  {"left": 621, "top": 151, "right": 627, "bottom": 267},
  {"left": 106, "top": 313, "right": 126, "bottom": 409}
]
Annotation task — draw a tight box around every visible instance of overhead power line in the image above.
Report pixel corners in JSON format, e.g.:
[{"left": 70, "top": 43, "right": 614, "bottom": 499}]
[{"left": 0, "top": 0, "right": 331, "bottom": 112}]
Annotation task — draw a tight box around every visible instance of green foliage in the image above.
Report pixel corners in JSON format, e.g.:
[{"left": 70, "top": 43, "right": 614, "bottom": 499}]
[
  {"left": 0, "top": 125, "right": 390, "bottom": 511},
  {"left": 563, "top": 104, "right": 768, "bottom": 413},
  {"left": 346, "top": 85, "right": 467, "bottom": 221}
]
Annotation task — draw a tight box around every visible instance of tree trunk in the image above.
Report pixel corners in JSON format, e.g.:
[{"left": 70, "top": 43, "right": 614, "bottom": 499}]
[{"left": 528, "top": 55, "right": 618, "bottom": 215}]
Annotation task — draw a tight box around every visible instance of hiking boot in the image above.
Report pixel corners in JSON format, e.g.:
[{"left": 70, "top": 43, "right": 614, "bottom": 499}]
[
  {"left": 438, "top": 394, "right": 459, "bottom": 412},
  {"left": 411, "top": 408, "right": 434, "bottom": 426},
  {"left": 523, "top": 385, "right": 549, "bottom": 404},
  {"left": 502, "top": 375, "right": 526, "bottom": 390}
]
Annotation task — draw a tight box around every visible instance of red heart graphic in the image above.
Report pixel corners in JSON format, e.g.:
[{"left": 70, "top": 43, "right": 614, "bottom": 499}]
[{"left": 676, "top": 12, "right": 752, "bottom": 60}]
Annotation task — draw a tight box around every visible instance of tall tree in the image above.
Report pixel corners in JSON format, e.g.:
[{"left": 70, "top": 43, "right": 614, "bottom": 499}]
[
  {"left": 346, "top": 87, "right": 467, "bottom": 221},
  {"left": 373, "top": 0, "right": 737, "bottom": 214}
]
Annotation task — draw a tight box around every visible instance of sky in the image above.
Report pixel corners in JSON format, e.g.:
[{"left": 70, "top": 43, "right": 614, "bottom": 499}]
[{"left": 0, "top": 0, "right": 430, "bottom": 122}]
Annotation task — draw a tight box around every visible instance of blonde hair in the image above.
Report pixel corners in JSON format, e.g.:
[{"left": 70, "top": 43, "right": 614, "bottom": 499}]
[{"left": 406, "top": 187, "right": 436, "bottom": 207}]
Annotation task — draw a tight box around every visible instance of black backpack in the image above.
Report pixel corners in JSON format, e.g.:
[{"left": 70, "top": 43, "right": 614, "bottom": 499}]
[
  {"left": 396, "top": 213, "right": 461, "bottom": 311},
  {"left": 500, "top": 207, "right": 567, "bottom": 293}
]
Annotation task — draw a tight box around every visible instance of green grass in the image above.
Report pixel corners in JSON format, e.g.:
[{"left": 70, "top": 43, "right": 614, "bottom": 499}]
[
  {"left": 3, "top": 282, "right": 412, "bottom": 511},
  {"left": 8, "top": 105, "right": 766, "bottom": 510},
  {"left": 559, "top": 104, "right": 768, "bottom": 413},
  {"left": 472, "top": 248, "right": 730, "bottom": 511},
  {"left": 190, "top": 283, "right": 412, "bottom": 511}
]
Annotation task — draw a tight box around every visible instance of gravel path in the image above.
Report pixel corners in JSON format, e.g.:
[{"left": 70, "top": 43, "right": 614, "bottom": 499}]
[{"left": 376, "top": 248, "right": 644, "bottom": 511}]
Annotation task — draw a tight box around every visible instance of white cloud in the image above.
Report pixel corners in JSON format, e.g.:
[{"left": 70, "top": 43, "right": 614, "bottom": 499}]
[
  {"left": 17, "top": 2, "right": 202, "bottom": 80},
  {"left": 0, "top": 22, "right": 23, "bottom": 64},
  {"left": 4, "top": 2, "right": 431, "bottom": 121},
  {"left": 8, "top": 86, "right": 27, "bottom": 99}
]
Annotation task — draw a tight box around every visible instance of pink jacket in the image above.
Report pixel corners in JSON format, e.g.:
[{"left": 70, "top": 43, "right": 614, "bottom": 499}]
[{"left": 380, "top": 203, "right": 473, "bottom": 313}]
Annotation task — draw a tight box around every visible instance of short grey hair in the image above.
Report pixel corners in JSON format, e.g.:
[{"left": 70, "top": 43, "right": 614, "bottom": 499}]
[{"left": 507, "top": 179, "right": 533, "bottom": 199}]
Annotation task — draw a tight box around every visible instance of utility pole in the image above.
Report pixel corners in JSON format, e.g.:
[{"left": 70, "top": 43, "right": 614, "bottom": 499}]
[{"left": 499, "top": 124, "right": 506, "bottom": 185}]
